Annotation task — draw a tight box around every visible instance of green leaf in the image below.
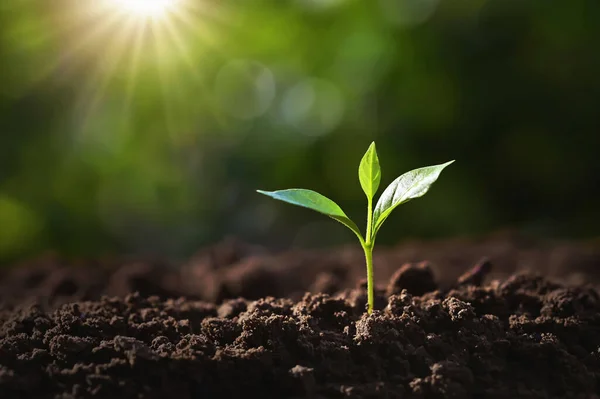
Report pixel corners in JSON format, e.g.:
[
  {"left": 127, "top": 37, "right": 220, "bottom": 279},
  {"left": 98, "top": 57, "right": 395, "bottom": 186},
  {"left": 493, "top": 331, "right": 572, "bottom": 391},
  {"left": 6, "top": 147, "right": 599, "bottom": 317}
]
[
  {"left": 358, "top": 142, "right": 381, "bottom": 200},
  {"left": 371, "top": 160, "right": 455, "bottom": 237},
  {"left": 256, "top": 189, "right": 363, "bottom": 240}
]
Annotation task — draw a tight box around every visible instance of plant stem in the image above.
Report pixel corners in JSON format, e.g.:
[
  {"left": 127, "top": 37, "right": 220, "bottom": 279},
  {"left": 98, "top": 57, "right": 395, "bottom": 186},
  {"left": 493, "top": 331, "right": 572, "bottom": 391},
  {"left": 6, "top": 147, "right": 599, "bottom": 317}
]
[
  {"left": 363, "top": 244, "right": 374, "bottom": 314},
  {"left": 364, "top": 196, "right": 375, "bottom": 314},
  {"left": 366, "top": 198, "right": 373, "bottom": 243}
]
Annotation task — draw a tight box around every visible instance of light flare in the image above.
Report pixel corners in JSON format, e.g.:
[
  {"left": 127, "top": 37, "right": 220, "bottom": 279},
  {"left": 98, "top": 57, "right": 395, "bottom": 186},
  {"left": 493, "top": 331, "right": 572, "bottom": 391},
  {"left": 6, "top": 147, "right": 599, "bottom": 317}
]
[
  {"left": 109, "top": 0, "right": 179, "bottom": 19},
  {"left": 18, "top": 0, "right": 227, "bottom": 144}
]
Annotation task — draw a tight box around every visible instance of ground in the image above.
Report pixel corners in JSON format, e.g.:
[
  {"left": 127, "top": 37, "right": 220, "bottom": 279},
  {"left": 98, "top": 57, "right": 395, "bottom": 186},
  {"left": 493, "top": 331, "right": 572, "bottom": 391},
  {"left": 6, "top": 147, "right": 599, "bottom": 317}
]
[{"left": 1, "top": 231, "right": 599, "bottom": 398}]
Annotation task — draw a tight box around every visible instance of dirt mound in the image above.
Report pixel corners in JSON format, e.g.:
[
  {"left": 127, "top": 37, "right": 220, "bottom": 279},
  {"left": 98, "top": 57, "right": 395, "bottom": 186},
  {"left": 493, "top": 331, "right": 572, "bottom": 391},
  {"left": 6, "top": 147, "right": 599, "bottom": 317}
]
[
  {"left": 1, "top": 264, "right": 600, "bottom": 398},
  {"left": 1, "top": 232, "right": 600, "bottom": 308}
]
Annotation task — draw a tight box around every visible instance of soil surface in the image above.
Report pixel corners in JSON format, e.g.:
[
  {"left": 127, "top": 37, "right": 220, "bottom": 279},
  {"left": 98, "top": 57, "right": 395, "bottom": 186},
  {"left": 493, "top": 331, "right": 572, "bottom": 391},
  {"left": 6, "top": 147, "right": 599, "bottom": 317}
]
[{"left": 1, "top": 232, "right": 600, "bottom": 398}]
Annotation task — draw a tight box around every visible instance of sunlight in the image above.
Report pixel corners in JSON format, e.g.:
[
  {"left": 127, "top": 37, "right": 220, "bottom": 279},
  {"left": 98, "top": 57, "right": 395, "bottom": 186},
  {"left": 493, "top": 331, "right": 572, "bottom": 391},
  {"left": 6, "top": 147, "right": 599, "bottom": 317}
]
[
  {"left": 110, "top": 0, "right": 179, "bottom": 19},
  {"left": 26, "top": 0, "right": 227, "bottom": 146}
]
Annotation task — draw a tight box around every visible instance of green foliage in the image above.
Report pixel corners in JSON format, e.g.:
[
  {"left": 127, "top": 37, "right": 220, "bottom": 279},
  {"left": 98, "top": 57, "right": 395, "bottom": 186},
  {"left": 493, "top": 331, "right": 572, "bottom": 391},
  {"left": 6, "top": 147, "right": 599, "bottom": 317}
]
[
  {"left": 258, "top": 142, "right": 453, "bottom": 313},
  {"left": 372, "top": 161, "right": 454, "bottom": 240},
  {"left": 255, "top": 189, "right": 363, "bottom": 241},
  {"left": 358, "top": 142, "right": 381, "bottom": 201}
]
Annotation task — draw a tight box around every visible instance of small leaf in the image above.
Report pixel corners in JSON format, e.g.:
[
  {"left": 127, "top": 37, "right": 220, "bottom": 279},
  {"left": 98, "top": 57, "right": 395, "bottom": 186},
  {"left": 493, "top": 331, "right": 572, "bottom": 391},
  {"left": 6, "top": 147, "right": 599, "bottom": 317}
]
[
  {"left": 257, "top": 189, "right": 363, "bottom": 240},
  {"left": 358, "top": 142, "right": 381, "bottom": 200},
  {"left": 372, "top": 160, "right": 454, "bottom": 237}
]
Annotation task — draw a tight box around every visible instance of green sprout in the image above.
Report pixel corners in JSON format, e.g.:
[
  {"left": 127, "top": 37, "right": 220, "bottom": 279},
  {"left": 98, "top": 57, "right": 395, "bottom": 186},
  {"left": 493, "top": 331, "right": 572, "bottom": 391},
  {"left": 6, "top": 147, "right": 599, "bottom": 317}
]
[{"left": 257, "top": 142, "right": 454, "bottom": 314}]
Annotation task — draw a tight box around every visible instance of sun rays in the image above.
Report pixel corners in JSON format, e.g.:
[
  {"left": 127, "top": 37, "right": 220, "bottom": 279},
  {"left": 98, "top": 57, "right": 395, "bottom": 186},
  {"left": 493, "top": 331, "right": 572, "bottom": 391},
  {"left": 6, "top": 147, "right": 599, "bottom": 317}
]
[
  {"left": 109, "top": 0, "right": 180, "bottom": 19},
  {"left": 30, "top": 0, "right": 227, "bottom": 140}
]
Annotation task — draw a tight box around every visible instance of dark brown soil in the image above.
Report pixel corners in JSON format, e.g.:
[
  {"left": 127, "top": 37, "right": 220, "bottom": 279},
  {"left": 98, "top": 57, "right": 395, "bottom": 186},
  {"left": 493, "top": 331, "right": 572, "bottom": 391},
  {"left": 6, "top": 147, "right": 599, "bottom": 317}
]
[
  {"left": 1, "top": 232, "right": 600, "bottom": 398},
  {"left": 3, "top": 232, "right": 600, "bottom": 307}
]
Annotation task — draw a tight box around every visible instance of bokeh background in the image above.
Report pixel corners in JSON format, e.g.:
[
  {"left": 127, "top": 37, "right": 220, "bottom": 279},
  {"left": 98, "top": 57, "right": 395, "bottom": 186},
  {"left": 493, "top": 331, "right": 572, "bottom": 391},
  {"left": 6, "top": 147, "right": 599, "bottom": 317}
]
[{"left": 1, "top": 0, "right": 599, "bottom": 264}]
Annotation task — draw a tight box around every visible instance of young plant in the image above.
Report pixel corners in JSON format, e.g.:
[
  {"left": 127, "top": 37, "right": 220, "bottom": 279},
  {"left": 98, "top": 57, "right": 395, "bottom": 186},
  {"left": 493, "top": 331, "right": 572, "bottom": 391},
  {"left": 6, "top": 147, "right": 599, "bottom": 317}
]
[{"left": 257, "top": 143, "right": 454, "bottom": 314}]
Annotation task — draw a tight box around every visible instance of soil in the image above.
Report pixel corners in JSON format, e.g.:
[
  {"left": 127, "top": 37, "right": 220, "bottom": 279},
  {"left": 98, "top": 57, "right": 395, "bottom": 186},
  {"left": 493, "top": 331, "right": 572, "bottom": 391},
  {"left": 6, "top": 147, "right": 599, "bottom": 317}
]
[{"left": 1, "top": 231, "right": 600, "bottom": 398}]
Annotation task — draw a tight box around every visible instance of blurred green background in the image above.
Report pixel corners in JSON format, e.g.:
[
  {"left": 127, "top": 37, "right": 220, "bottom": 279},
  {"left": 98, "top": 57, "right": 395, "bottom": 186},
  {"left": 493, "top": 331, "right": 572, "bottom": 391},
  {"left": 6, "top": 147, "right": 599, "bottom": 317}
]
[{"left": 1, "top": 0, "right": 599, "bottom": 263}]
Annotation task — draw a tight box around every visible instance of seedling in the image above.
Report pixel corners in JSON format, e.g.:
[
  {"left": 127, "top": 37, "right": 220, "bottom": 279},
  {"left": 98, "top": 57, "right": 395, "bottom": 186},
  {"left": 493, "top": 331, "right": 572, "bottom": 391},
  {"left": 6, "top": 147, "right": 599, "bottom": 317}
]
[{"left": 257, "top": 142, "right": 453, "bottom": 314}]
